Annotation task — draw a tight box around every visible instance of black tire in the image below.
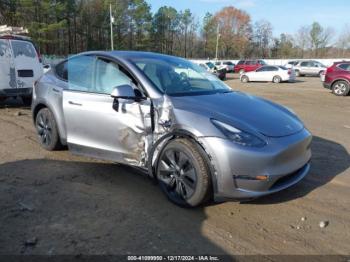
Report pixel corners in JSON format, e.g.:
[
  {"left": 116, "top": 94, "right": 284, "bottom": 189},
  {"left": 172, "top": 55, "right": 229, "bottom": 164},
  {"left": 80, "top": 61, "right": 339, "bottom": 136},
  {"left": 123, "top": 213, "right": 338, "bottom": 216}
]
[
  {"left": 332, "top": 80, "right": 350, "bottom": 96},
  {"left": 272, "top": 75, "right": 282, "bottom": 83},
  {"left": 22, "top": 96, "right": 32, "bottom": 106},
  {"left": 156, "top": 138, "right": 211, "bottom": 207},
  {"left": 241, "top": 75, "right": 249, "bottom": 83},
  {"left": 35, "top": 108, "right": 62, "bottom": 151}
]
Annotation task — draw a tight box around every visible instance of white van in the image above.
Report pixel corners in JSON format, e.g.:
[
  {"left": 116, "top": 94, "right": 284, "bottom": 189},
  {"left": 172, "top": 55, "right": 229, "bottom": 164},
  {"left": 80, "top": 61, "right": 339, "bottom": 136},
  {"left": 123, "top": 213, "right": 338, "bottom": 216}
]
[{"left": 0, "top": 34, "right": 43, "bottom": 104}]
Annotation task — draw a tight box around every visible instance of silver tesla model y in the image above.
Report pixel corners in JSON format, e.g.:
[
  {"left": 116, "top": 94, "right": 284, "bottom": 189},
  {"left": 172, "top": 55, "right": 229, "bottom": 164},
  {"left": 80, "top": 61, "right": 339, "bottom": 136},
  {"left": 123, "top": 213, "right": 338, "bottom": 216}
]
[{"left": 32, "top": 51, "right": 312, "bottom": 207}]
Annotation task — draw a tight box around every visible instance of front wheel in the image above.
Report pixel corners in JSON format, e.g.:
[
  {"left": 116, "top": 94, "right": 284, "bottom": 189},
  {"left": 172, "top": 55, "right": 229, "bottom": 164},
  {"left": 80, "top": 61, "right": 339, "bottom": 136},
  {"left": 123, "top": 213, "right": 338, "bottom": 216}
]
[
  {"left": 332, "top": 81, "right": 350, "bottom": 96},
  {"left": 35, "top": 108, "right": 62, "bottom": 151},
  {"left": 156, "top": 139, "right": 211, "bottom": 207}
]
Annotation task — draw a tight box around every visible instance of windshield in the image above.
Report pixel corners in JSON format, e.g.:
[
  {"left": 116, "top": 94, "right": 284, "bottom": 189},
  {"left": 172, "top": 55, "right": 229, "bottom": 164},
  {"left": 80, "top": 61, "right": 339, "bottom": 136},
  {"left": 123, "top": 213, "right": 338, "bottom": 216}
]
[
  {"left": 130, "top": 56, "right": 232, "bottom": 96},
  {"left": 205, "top": 62, "right": 215, "bottom": 69}
]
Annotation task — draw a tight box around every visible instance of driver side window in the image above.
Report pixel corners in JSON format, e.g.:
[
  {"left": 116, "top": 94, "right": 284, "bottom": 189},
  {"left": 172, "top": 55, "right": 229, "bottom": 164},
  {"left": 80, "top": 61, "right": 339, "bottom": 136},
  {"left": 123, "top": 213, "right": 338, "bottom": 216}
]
[{"left": 95, "top": 58, "right": 136, "bottom": 95}]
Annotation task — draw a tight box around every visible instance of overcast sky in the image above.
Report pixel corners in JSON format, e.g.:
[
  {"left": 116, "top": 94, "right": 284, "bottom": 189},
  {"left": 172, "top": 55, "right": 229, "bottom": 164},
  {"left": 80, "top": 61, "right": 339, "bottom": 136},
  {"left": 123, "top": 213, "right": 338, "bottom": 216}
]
[{"left": 147, "top": 0, "right": 349, "bottom": 38}]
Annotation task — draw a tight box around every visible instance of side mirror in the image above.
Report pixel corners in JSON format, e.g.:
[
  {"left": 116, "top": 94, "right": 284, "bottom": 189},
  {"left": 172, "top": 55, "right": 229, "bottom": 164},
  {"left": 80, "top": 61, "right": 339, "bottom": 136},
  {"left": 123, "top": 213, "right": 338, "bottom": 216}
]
[
  {"left": 111, "top": 84, "right": 137, "bottom": 99},
  {"left": 111, "top": 85, "right": 145, "bottom": 112}
]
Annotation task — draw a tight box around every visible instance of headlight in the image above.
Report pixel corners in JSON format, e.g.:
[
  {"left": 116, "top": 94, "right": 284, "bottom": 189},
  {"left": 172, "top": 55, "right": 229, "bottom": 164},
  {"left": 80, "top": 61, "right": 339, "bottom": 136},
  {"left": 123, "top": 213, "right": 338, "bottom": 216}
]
[{"left": 211, "top": 119, "right": 266, "bottom": 147}]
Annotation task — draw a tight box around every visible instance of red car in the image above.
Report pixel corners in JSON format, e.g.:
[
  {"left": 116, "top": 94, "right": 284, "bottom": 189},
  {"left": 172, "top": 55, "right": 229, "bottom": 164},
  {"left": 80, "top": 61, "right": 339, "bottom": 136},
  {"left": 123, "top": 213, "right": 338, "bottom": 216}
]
[
  {"left": 234, "top": 59, "right": 266, "bottom": 74},
  {"left": 323, "top": 61, "right": 350, "bottom": 96}
]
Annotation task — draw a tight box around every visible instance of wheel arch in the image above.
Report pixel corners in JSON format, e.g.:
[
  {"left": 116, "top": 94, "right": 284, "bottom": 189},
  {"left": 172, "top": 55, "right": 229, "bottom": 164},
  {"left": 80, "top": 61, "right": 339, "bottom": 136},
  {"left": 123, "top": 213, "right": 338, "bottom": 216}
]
[
  {"left": 32, "top": 102, "right": 67, "bottom": 145},
  {"left": 331, "top": 78, "right": 350, "bottom": 88},
  {"left": 147, "top": 129, "right": 218, "bottom": 196}
]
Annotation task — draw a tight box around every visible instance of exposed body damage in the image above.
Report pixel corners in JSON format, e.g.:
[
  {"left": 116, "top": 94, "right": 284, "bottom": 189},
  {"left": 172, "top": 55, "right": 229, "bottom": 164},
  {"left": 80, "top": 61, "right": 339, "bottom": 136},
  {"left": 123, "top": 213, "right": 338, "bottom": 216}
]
[{"left": 32, "top": 50, "right": 312, "bottom": 206}]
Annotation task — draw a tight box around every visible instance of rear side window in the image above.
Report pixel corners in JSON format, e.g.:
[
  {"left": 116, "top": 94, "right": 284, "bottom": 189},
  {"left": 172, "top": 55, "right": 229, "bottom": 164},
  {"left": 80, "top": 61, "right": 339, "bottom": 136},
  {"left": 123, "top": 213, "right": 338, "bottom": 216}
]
[
  {"left": 66, "top": 55, "right": 95, "bottom": 92},
  {"left": 55, "top": 61, "right": 68, "bottom": 80},
  {"left": 265, "top": 66, "right": 278, "bottom": 71},
  {"left": 237, "top": 60, "right": 244, "bottom": 65},
  {"left": 338, "top": 63, "right": 350, "bottom": 71}
]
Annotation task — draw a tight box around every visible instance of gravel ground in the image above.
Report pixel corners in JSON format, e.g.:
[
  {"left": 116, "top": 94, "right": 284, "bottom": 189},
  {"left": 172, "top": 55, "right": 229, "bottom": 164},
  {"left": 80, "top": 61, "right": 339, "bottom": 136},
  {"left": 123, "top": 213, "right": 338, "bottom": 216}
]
[{"left": 0, "top": 75, "right": 349, "bottom": 256}]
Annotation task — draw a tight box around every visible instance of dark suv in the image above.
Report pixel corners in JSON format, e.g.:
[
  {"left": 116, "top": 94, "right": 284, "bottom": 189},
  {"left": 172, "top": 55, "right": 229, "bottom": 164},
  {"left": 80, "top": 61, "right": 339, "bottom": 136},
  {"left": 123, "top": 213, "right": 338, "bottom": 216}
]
[
  {"left": 323, "top": 61, "right": 350, "bottom": 96},
  {"left": 234, "top": 59, "right": 266, "bottom": 74}
]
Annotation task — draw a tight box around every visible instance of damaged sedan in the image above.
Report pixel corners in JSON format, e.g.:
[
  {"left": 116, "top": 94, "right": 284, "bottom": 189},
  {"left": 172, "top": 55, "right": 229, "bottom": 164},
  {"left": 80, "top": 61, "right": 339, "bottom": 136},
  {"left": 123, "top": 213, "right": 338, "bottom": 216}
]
[{"left": 32, "top": 51, "right": 312, "bottom": 207}]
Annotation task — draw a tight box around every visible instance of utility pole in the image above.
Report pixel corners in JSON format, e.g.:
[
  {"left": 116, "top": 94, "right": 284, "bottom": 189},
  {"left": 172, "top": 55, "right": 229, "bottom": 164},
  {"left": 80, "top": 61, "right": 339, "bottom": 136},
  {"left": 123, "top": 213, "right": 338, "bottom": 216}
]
[
  {"left": 110, "top": 3, "right": 114, "bottom": 50},
  {"left": 215, "top": 24, "right": 220, "bottom": 60}
]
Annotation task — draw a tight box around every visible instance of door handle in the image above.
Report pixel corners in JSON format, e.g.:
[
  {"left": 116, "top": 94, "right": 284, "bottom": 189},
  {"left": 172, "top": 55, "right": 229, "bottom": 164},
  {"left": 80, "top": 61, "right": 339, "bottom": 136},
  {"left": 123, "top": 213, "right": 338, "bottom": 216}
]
[{"left": 68, "top": 101, "right": 82, "bottom": 106}]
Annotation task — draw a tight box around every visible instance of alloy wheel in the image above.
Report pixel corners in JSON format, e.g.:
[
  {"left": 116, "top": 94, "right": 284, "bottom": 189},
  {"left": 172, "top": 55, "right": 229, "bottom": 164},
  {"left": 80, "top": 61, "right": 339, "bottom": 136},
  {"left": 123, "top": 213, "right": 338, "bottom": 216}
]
[
  {"left": 36, "top": 111, "right": 53, "bottom": 147},
  {"left": 334, "top": 83, "right": 347, "bottom": 95},
  {"left": 157, "top": 149, "right": 197, "bottom": 201}
]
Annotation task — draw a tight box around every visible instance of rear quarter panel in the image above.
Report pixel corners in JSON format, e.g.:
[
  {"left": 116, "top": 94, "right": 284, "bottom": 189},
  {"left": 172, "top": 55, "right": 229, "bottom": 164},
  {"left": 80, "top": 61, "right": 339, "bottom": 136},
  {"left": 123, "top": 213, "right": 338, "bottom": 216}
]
[{"left": 33, "top": 72, "right": 67, "bottom": 144}]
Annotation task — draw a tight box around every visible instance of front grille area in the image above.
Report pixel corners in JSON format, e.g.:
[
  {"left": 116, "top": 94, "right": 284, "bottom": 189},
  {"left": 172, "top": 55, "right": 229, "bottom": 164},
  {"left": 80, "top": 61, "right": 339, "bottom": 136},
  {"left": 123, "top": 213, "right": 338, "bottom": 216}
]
[{"left": 270, "top": 164, "right": 307, "bottom": 190}]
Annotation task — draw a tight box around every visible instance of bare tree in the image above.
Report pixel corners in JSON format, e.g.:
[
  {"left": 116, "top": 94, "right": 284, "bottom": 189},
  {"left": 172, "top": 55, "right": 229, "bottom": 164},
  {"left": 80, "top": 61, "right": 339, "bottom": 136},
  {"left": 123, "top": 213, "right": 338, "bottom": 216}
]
[
  {"left": 294, "top": 26, "right": 310, "bottom": 58},
  {"left": 336, "top": 25, "right": 350, "bottom": 57},
  {"left": 253, "top": 19, "right": 273, "bottom": 58}
]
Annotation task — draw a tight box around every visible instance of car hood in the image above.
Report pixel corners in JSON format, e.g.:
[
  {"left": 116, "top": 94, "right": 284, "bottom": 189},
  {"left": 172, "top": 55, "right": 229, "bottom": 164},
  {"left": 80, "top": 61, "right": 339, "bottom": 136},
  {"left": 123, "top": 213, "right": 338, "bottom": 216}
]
[{"left": 170, "top": 91, "right": 304, "bottom": 137}]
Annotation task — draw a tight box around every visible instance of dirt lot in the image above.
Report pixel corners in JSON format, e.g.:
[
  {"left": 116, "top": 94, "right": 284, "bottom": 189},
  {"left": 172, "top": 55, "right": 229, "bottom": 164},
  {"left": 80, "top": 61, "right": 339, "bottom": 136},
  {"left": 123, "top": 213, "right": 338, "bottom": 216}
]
[{"left": 0, "top": 76, "right": 349, "bottom": 256}]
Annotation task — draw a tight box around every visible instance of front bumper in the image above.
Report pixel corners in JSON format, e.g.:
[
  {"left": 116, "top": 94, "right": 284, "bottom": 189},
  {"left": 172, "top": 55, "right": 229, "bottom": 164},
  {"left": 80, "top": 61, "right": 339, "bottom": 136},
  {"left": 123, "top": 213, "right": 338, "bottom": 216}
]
[
  {"left": 198, "top": 128, "right": 312, "bottom": 201},
  {"left": 0, "top": 88, "right": 32, "bottom": 97}
]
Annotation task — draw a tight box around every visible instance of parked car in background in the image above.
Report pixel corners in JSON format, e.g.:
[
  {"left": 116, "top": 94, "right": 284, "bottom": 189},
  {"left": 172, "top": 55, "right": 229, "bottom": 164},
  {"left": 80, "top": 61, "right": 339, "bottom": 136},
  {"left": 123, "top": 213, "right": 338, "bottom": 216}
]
[
  {"left": 322, "top": 61, "right": 350, "bottom": 96},
  {"left": 0, "top": 33, "right": 43, "bottom": 104},
  {"left": 31, "top": 51, "right": 311, "bottom": 207},
  {"left": 240, "top": 66, "right": 295, "bottom": 83},
  {"left": 293, "top": 60, "right": 327, "bottom": 77},
  {"left": 214, "top": 61, "right": 235, "bottom": 73},
  {"left": 195, "top": 61, "right": 226, "bottom": 80},
  {"left": 284, "top": 60, "right": 300, "bottom": 69},
  {"left": 234, "top": 59, "right": 266, "bottom": 74}
]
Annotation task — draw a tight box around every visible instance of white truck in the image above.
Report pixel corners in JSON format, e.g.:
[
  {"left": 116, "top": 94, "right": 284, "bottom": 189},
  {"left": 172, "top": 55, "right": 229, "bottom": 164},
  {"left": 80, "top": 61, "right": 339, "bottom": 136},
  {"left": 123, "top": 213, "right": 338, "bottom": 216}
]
[{"left": 0, "top": 25, "right": 43, "bottom": 104}]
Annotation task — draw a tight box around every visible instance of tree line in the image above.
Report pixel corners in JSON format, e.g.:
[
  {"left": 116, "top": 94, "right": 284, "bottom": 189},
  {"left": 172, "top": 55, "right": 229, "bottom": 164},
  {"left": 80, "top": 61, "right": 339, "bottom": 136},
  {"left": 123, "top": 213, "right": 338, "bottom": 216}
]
[{"left": 1, "top": 0, "right": 349, "bottom": 59}]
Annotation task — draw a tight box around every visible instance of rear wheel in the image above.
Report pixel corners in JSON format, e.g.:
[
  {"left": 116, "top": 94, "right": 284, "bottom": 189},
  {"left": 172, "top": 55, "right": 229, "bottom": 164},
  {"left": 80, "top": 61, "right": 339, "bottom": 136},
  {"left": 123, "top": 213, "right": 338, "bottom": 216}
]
[
  {"left": 241, "top": 75, "right": 249, "bottom": 83},
  {"left": 156, "top": 139, "right": 211, "bottom": 207},
  {"left": 35, "top": 108, "right": 62, "bottom": 151},
  {"left": 272, "top": 76, "right": 282, "bottom": 83},
  {"left": 332, "top": 81, "right": 350, "bottom": 96}
]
